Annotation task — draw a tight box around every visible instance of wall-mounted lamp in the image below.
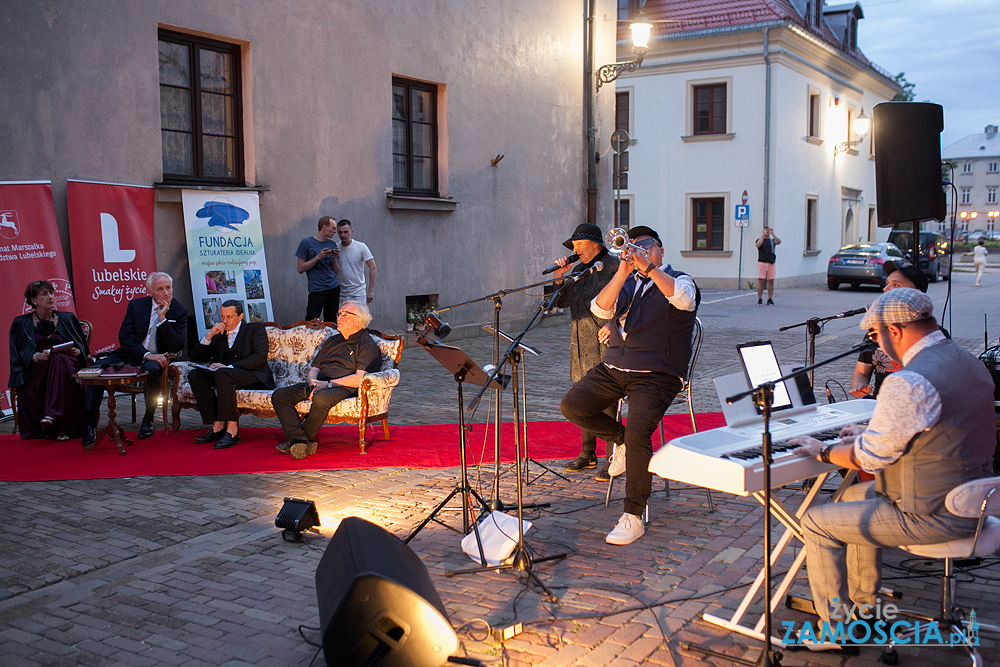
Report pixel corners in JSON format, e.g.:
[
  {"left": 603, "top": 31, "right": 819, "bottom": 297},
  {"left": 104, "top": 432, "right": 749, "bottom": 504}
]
[
  {"left": 834, "top": 108, "right": 870, "bottom": 155},
  {"left": 596, "top": 8, "right": 653, "bottom": 92}
]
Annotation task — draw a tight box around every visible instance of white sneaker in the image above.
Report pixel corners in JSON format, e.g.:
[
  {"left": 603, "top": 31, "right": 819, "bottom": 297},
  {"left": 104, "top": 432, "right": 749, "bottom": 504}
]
[
  {"left": 608, "top": 443, "right": 626, "bottom": 477},
  {"left": 606, "top": 512, "right": 645, "bottom": 545}
]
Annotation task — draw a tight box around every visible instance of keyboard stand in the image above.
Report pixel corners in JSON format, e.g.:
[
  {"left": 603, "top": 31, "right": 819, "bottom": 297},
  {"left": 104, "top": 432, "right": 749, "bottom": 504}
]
[{"left": 702, "top": 469, "right": 858, "bottom": 647}]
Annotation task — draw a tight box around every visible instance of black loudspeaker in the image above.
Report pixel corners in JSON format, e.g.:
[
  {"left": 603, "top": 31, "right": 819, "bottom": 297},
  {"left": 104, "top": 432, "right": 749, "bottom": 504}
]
[
  {"left": 315, "top": 517, "right": 458, "bottom": 667},
  {"left": 874, "top": 102, "right": 947, "bottom": 227}
]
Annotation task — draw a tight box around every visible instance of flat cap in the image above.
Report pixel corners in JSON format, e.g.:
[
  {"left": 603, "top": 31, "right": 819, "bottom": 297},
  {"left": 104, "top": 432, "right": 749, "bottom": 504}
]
[{"left": 860, "top": 287, "right": 934, "bottom": 331}]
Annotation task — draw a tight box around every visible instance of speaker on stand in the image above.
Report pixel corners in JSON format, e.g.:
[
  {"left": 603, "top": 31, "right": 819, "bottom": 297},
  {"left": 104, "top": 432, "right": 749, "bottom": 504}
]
[
  {"left": 873, "top": 101, "right": 947, "bottom": 229},
  {"left": 315, "top": 517, "right": 459, "bottom": 667}
]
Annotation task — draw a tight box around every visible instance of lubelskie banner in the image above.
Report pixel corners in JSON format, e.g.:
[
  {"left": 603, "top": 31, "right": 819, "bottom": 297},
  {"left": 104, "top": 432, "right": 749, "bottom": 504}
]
[
  {"left": 67, "top": 180, "right": 156, "bottom": 354},
  {"left": 180, "top": 190, "right": 274, "bottom": 338},
  {"left": 0, "top": 181, "right": 76, "bottom": 416}
]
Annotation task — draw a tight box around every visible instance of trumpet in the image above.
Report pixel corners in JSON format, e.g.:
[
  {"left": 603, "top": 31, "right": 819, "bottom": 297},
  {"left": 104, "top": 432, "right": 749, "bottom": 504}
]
[{"left": 606, "top": 227, "right": 645, "bottom": 256}]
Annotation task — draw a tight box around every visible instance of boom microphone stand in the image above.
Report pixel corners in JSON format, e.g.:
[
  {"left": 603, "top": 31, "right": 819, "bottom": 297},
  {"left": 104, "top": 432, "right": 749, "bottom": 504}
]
[
  {"left": 681, "top": 339, "right": 876, "bottom": 666},
  {"left": 453, "top": 287, "right": 573, "bottom": 600},
  {"left": 779, "top": 306, "right": 867, "bottom": 387}
]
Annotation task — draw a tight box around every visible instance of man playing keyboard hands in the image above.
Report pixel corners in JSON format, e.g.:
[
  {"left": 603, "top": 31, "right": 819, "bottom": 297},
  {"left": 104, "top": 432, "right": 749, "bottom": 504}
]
[{"left": 788, "top": 288, "right": 995, "bottom": 651}]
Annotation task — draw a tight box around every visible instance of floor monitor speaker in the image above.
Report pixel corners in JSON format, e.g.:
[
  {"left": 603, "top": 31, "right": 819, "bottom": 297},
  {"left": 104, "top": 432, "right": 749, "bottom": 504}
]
[
  {"left": 874, "top": 102, "right": 946, "bottom": 227},
  {"left": 315, "top": 516, "right": 458, "bottom": 667}
]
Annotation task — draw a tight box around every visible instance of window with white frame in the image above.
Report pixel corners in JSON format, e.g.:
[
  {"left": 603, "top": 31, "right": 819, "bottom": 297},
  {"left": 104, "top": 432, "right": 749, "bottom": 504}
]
[
  {"left": 615, "top": 90, "right": 631, "bottom": 136},
  {"left": 988, "top": 187, "right": 997, "bottom": 204},
  {"left": 616, "top": 196, "right": 632, "bottom": 230},
  {"left": 963, "top": 163, "right": 973, "bottom": 174},
  {"left": 989, "top": 161, "right": 998, "bottom": 174},
  {"left": 805, "top": 196, "right": 819, "bottom": 250},
  {"left": 961, "top": 188, "right": 972, "bottom": 204}
]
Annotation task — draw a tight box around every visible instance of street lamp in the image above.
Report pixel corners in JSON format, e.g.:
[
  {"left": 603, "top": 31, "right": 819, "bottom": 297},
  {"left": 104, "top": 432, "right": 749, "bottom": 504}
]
[
  {"left": 834, "top": 107, "right": 870, "bottom": 155},
  {"left": 596, "top": 8, "right": 653, "bottom": 92}
]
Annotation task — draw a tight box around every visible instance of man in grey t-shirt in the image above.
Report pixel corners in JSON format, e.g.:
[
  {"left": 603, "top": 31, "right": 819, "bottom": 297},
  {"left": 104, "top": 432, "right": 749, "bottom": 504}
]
[
  {"left": 336, "top": 219, "right": 377, "bottom": 304},
  {"left": 296, "top": 216, "right": 341, "bottom": 322}
]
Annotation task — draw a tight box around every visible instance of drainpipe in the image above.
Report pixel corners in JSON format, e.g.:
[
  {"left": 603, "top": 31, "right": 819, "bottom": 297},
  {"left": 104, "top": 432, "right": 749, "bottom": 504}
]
[
  {"left": 762, "top": 27, "right": 771, "bottom": 232},
  {"left": 585, "top": 0, "right": 597, "bottom": 225}
]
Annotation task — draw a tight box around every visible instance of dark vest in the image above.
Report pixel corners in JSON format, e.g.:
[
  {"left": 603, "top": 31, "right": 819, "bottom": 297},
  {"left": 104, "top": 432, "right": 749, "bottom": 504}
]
[
  {"left": 603, "top": 266, "right": 698, "bottom": 379},
  {"left": 875, "top": 338, "right": 995, "bottom": 514},
  {"left": 757, "top": 238, "right": 776, "bottom": 263}
]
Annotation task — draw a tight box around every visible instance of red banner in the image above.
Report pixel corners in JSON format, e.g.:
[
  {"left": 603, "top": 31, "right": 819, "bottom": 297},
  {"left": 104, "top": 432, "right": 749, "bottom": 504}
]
[
  {"left": 67, "top": 180, "right": 156, "bottom": 354},
  {"left": 0, "top": 181, "right": 75, "bottom": 415}
]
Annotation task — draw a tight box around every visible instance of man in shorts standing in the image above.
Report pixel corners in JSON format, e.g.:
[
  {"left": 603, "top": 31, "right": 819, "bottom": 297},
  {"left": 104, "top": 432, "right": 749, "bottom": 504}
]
[{"left": 755, "top": 226, "right": 781, "bottom": 305}]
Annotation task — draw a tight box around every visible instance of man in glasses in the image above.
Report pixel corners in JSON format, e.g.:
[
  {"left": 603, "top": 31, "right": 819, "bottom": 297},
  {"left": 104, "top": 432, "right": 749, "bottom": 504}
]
[
  {"left": 789, "top": 288, "right": 994, "bottom": 651},
  {"left": 271, "top": 301, "right": 382, "bottom": 459},
  {"left": 561, "top": 226, "right": 699, "bottom": 545}
]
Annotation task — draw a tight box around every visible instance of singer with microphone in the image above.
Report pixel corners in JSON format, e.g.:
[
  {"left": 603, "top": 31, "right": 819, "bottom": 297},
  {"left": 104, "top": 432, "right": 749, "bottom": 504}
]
[
  {"left": 547, "top": 224, "right": 621, "bottom": 479},
  {"left": 560, "top": 225, "right": 699, "bottom": 546}
]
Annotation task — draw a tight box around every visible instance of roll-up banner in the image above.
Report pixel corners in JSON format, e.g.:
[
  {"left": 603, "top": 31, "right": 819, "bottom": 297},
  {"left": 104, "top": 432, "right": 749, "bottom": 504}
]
[
  {"left": 67, "top": 180, "right": 156, "bottom": 354},
  {"left": 180, "top": 190, "right": 273, "bottom": 337},
  {"left": 0, "top": 181, "right": 75, "bottom": 417}
]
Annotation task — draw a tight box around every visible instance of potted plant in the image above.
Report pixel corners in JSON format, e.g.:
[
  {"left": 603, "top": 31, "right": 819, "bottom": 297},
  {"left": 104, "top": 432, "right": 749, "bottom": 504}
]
[{"left": 406, "top": 308, "right": 424, "bottom": 332}]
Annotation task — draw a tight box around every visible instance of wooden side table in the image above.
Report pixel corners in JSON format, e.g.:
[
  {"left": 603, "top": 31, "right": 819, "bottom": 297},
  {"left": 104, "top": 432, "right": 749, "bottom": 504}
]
[{"left": 74, "top": 371, "right": 148, "bottom": 455}]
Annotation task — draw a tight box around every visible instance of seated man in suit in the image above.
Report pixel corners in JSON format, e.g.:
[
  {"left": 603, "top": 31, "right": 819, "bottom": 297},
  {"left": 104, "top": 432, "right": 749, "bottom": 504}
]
[
  {"left": 272, "top": 301, "right": 382, "bottom": 459},
  {"left": 83, "top": 272, "right": 188, "bottom": 444},
  {"left": 188, "top": 300, "right": 274, "bottom": 449}
]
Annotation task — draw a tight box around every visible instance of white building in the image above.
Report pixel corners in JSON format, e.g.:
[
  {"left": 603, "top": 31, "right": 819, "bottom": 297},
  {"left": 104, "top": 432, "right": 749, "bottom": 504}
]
[
  {"left": 942, "top": 125, "right": 1000, "bottom": 234},
  {"left": 612, "top": 0, "right": 901, "bottom": 287}
]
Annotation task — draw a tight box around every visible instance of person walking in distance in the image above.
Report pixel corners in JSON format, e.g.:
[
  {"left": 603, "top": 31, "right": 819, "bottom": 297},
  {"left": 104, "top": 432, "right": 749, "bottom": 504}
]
[
  {"left": 296, "top": 215, "right": 341, "bottom": 322},
  {"left": 336, "top": 219, "right": 377, "bottom": 305},
  {"left": 964, "top": 239, "right": 989, "bottom": 286},
  {"left": 755, "top": 226, "right": 781, "bottom": 305}
]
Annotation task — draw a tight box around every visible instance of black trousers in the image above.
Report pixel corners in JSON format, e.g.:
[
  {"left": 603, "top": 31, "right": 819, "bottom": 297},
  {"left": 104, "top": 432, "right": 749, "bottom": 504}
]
[
  {"left": 271, "top": 382, "right": 357, "bottom": 443},
  {"left": 306, "top": 287, "right": 341, "bottom": 323},
  {"left": 561, "top": 363, "right": 682, "bottom": 516},
  {"left": 188, "top": 367, "right": 268, "bottom": 424}
]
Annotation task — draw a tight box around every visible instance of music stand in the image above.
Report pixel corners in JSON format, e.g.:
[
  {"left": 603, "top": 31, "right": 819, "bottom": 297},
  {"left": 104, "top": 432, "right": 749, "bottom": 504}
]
[
  {"left": 483, "top": 325, "right": 568, "bottom": 484},
  {"left": 404, "top": 338, "right": 503, "bottom": 567}
]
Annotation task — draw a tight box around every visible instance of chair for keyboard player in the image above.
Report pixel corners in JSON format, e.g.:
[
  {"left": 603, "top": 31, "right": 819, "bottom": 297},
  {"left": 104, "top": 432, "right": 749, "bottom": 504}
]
[
  {"left": 880, "top": 476, "right": 1000, "bottom": 666},
  {"left": 604, "top": 317, "right": 715, "bottom": 514}
]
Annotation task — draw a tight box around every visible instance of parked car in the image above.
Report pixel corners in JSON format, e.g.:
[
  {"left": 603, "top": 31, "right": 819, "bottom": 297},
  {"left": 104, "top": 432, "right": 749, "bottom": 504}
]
[
  {"left": 984, "top": 230, "right": 1000, "bottom": 241},
  {"left": 827, "top": 242, "right": 907, "bottom": 290},
  {"left": 953, "top": 229, "right": 970, "bottom": 243},
  {"left": 886, "top": 230, "right": 951, "bottom": 282},
  {"left": 968, "top": 230, "right": 987, "bottom": 242}
]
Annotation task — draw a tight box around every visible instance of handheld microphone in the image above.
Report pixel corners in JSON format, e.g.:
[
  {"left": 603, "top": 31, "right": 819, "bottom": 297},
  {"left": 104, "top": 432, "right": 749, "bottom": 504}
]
[
  {"left": 564, "top": 261, "right": 603, "bottom": 284},
  {"left": 836, "top": 306, "right": 868, "bottom": 318},
  {"left": 542, "top": 253, "right": 579, "bottom": 275}
]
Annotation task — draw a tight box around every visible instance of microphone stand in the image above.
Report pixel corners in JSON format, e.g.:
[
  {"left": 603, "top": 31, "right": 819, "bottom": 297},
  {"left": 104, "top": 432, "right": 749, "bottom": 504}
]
[
  {"left": 453, "top": 288, "right": 569, "bottom": 600},
  {"left": 680, "top": 340, "right": 875, "bottom": 667},
  {"left": 436, "top": 276, "right": 563, "bottom": 512},
  {"left": 779, "top": 307, "right": 867, "bottom": 387}
]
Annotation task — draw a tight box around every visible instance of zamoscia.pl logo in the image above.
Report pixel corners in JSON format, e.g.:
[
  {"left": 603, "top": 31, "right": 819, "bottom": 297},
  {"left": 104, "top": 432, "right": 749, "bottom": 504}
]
[{"left": 782, "top": 598, "right": 979, "bottom": 647}]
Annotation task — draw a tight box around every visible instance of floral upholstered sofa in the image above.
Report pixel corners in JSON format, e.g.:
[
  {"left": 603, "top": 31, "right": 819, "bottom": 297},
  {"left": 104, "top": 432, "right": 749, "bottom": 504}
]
[{"left": 168, "top": 320, "right": 403, "bottom": 453}]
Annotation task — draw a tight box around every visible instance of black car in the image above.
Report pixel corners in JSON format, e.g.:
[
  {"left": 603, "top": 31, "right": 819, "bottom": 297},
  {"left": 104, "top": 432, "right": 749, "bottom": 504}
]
[
  {"left": 886, "top": 230, "right": 951, "bottom": 282},
  {"left": 827, "top": 242, "right": 907, "bottom": 290}
]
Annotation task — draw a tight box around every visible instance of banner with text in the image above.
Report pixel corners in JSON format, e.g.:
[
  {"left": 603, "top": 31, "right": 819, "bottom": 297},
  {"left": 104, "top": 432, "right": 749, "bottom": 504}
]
[
  {"left": 67, "top": 180, "right": 156, "bottom": 354},
  {"left": 181, "top": 190, "right": 273, "bottom": 337},
  {"left": 0, "top": 181, "right": 76, "bottom": 416}
]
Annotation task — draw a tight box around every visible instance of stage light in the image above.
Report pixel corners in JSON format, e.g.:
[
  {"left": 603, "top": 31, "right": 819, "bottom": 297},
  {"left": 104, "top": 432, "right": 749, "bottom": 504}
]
[
  {"left": 275, "top": 497, "right": 320, "bottom": 542},
  {"left": 423, "top": 312, "right": 451, "bottom": 339}
]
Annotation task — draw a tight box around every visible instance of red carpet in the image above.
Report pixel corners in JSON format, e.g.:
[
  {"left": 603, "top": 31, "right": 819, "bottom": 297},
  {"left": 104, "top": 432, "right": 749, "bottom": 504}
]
[{"left": 0, "top": 413, "right": 726, "bottom": 482}]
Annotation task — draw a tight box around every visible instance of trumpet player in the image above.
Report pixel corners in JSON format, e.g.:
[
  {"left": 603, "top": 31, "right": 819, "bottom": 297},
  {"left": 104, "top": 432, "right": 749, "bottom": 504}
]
[
  {"left": 560, "top": 226, "right": 700, "bottom": 545},
  {"left": 548, "top": 223, "right": 621, "bottom": 480}
]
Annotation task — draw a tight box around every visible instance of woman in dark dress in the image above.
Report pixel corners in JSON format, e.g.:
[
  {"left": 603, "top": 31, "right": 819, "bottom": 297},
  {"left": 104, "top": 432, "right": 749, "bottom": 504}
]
[{"left": 8, "top": 280, "right": 90, "bottom": 440}]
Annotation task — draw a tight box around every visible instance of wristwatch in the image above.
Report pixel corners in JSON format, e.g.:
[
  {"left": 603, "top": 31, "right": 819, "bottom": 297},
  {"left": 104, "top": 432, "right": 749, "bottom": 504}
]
[
  {"left": 819, "top": 443, "right": 834, "bottom": 464},
  {"left": 642, "top": 261, "right": 656, "bottom": 275}
]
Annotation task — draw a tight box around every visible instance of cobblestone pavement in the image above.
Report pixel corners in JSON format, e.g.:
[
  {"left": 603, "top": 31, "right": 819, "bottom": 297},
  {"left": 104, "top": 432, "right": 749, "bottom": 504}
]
[{"left": 2, "top": 275, "right": 998, "bottom": 666}]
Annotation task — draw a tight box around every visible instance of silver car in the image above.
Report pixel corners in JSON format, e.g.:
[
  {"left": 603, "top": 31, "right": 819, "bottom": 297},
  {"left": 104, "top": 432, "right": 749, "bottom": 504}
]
[{"left": 827, "top": 242, "right": 907, "bottom": 290}]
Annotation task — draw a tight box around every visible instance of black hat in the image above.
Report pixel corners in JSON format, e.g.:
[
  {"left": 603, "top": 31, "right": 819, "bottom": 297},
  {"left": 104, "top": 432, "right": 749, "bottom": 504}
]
[
  {"left": 563, "top": 223, "right": 605, "bottom": 251},
  {"left": 882, "top": 261, "right": 929, "bottom": 293},
  {"left": 627, "top": 225, "right": 662, "bottom": 246}
]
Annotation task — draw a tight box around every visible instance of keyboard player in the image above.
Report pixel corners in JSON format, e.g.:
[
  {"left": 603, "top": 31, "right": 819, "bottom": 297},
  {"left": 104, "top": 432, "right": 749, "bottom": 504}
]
[{"left": 787, "top": 288, "right": 995, "bottom": 651}]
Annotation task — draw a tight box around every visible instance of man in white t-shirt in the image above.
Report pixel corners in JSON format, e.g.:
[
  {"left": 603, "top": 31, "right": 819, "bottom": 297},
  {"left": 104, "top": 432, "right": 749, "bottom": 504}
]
[{"left": 336, "top": 219, "right": 377, "bottom": 304}]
